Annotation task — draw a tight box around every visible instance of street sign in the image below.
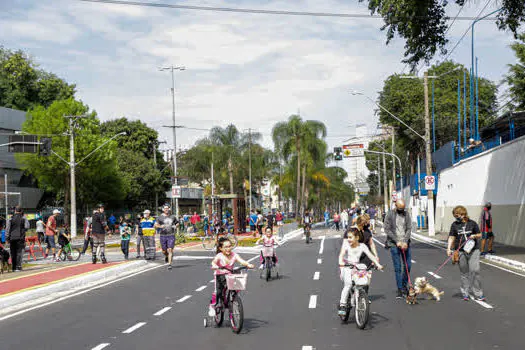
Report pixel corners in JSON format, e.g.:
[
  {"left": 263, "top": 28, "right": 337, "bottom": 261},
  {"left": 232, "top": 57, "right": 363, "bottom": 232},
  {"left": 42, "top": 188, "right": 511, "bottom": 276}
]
[
  {"left": 342, "top": 144, "right": 364, "bottom": 157},
  {"left": 8, "top": 135, "right": 38, "bottom": 153},
  {"left": 392, "top": 191, "right": 397, "bottom": 201},
  {"left": 171, "top": 185, "right": 181, "bottom": 198},
  {"left": 424, "top": 176, "right": 435, "bottom": 190}
]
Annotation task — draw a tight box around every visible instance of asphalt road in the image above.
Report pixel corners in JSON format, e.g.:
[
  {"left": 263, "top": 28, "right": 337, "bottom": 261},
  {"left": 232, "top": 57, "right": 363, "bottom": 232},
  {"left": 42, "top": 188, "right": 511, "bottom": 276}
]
[{"left": 1, "top": 226, "right": 525, "bottom": 350}]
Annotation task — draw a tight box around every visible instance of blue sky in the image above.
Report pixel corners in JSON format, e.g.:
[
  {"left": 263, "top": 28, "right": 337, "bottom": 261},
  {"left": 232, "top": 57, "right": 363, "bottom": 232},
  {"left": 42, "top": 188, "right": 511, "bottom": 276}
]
[{"left": 0, "top": 0, "right": 519, "bottom": 160}]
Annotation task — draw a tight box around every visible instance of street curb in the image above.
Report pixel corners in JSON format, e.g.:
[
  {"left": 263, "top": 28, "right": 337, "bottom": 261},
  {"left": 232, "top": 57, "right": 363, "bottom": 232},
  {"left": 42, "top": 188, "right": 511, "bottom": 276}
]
[
  {"left": 412, "top": 232, "right": 525, "bottom": 273},
  {"left": 0, "top": 260, "right": 149, "bottom": 317}
]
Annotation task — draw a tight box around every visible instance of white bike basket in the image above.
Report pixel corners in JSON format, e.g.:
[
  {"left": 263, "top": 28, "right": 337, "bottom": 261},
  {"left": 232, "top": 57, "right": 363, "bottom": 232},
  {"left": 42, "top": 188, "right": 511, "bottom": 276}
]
[
  {"left": 262, "top": 246, "right": 274, "bottom": 257},
  {"left": 226, "top": 273, "right": 248, "bottom": 290}
]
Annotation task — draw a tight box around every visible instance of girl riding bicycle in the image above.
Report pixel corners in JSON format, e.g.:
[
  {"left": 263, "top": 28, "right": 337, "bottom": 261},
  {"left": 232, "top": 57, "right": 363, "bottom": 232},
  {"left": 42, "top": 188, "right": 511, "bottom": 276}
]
[
  {"left": 256, "top": 227, "right": 281, "bottom": 269},
  {"left": 338, "top": 228, "right": 383, "bottom": 315},
  {"left": 211, "top": 237, "right": 254, "bottom": 309}
]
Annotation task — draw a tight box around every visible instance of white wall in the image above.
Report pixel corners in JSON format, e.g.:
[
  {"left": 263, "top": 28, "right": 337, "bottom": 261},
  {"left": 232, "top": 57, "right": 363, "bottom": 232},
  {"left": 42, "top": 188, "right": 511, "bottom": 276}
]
[{"left": 435, "top": 136, "right": 525, "bottom": 247}]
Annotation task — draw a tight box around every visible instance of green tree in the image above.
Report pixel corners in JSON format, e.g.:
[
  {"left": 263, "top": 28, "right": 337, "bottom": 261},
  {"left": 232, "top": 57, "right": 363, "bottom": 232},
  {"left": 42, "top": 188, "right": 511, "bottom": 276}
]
[
  {"left": 0, "top": 47, "right": 75, "bottom": 110},
  {"left": 16, "top": 99, "right": 126, "bottom": 212},
  {"left": 360, "top": 0, "right": 525, "bottom": 68},
  {"left": 272, "top": 115, "right": 327, "bottom": 218},
  {"left": 100, "top": 118, "right": 169, "bottom": 210},
  {"left": 504, "top": 33, "right": 525, "bottom": 110}
]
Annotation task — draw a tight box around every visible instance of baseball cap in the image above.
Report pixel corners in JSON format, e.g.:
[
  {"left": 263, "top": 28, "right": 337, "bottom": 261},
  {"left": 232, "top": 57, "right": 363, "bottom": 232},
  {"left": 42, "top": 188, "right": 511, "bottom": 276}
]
[
  {"left": 143, "top": 210, "right": 151, "bottom": 214},
  {"left": 53, "top": 209, "right": 60, "bottom": 214}
]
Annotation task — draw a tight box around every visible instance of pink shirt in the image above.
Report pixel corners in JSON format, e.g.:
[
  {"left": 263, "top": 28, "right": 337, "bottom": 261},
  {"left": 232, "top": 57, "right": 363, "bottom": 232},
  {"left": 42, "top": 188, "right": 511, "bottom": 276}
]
[
  {"left": 214, "top": 252, "right": 239, "bottom": 275},
  {"left": 261, "top": 236, "right": 276, "bottom": 247}
]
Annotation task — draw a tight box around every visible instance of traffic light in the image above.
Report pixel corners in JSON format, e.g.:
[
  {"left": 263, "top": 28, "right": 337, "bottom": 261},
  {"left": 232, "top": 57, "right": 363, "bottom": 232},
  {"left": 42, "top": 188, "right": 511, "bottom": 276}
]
[
  {"left": 334, "top": 147, "right": 343, "bottom": 161},
  {"left": 39, "top": 137, "right": 52, "bottom": 156}
]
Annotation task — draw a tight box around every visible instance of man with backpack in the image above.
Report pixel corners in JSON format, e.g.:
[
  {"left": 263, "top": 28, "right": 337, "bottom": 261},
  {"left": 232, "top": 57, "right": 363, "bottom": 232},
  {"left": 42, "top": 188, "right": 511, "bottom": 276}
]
[{"left": 6, "top": 206, "right": 30, "bottom": 271}]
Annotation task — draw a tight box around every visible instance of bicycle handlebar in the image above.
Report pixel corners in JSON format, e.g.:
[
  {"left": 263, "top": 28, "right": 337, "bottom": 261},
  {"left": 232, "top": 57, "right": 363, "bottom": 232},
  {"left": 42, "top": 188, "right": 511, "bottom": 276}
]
[{"left": 340, "top": 263, "right": 377, "bottom": 271}]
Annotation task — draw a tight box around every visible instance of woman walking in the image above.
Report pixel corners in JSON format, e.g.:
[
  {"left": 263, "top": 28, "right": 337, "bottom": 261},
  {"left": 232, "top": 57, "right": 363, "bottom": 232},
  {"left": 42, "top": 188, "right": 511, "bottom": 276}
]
[{"left": 447, "top": 206, "right": 486, "bottom": 301}]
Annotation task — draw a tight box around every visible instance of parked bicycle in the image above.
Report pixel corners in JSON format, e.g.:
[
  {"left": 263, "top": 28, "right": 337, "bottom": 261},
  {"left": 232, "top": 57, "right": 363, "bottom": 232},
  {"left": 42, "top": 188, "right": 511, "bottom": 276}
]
[
  {"left": 339, "top": 263, "right": 376, "bottom": 329},
  {"left": 204, "top": 266, "right": 248, "bottom": 334}
]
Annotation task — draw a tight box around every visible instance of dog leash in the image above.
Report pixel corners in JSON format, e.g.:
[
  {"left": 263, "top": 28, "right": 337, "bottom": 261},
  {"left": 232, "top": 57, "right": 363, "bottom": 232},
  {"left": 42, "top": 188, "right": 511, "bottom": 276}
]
[
  {"left": 401, "top": 248, "right": 413, "bottom": 287},
  {"left": 429, "top": 236, "right": 467, "bottom": 278}
]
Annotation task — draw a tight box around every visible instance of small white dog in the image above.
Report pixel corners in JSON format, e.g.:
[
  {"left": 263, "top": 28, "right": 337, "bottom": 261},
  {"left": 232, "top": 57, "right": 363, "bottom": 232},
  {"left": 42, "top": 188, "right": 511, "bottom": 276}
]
[{"left": 414, "top": 277, "right": 444, "bottom": 301}]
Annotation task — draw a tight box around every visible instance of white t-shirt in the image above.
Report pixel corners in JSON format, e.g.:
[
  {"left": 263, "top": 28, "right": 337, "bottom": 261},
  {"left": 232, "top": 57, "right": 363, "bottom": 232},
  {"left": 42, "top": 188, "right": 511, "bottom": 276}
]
[
  {"left": 340, "top": 241, "right": 373, "bottom": 264},
  {"left": 36, "top": 220, "right": 45, "bottom": 233}
]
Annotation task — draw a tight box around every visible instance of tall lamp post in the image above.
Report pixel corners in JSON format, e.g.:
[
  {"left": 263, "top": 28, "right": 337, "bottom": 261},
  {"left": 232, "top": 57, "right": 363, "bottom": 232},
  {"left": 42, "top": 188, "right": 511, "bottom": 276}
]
[{"left": 160, "top": 65, "right": 185, "bottom": 218}]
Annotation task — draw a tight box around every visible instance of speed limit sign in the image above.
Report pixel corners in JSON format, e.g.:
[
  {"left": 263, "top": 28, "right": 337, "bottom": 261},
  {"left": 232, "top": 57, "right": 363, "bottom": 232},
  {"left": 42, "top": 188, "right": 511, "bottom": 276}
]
[{"left": 424, "top": 176, "right": 435, "bottom": 190}]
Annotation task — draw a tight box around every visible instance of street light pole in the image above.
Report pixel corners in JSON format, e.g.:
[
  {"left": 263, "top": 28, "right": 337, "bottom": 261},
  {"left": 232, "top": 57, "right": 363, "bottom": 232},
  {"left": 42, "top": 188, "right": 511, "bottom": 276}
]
[
  {"left": 160, "top": 65, "right": 185, "bottom": 218},
  {"left": 423, "top": 71, "right": 435, "bottom": 236}
]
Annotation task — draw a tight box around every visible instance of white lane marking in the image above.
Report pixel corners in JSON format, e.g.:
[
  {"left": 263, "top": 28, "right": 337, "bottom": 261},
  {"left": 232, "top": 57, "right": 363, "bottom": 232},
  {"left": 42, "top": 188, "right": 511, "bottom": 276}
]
[
  {"left": 209, "top": 279, "right": 215, "bottom": 283},
  {"left": 122, "top": 322, "right": 146, "bottom": 334},
  {"left": 372, "top": 237, "right": 385, "bottom": 248},
  {"left": 308, "top": 295, "right": 317, "bottom": 309},
  {"left": 247, "top": 255, "right": 259, "bottom": 263},
  {"left": 302, "top": 346, "right": 313, "bottom": 350},
  {"left": 195, "top": 285, "right": 207, "bottom": 292},
  {"left": 92, "top": 343, "right": 110, "bottom": 350},
  {"left": 0, "top": 262, "right": 165, "bottom": 322},
  {"left": 319, "top": 236, "right": 326, "bottom": 254},
  {"left": 474, "top": 299, "right": 493, "bottom": 309},
  {"left": 411, "top": 260, "right": 416, "bottom": 263},
  {"left": 177, "top": 295, "right": 192, "bottom": 303},
  {"left": 427, "top": 271, "right": 442, "bottom": 279},
  {"left": 411, "top": 236, "right": 525, "bottom": 278},
  {"left": 153, "top": 307, "right": 172, "bottom": 316},
  {"left": 313, "top": 272, "right": 320, "bottom": 280},
  {"left": 317, "top": 258, "right": 322, "bottom": 264}
]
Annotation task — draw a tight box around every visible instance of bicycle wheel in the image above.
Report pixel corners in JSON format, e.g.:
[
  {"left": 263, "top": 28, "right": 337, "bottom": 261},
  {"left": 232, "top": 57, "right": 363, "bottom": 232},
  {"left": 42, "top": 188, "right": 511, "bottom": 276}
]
[
  {"left": 265, "top": 257, "right": 272, "bottom": 282},
  {"left": 355, "top": 290, "right": 370, "bottom": 329},
  {"left": 59, "top": 251, "right": 66, "bottom": 261},
  {"left": 69, "top": 248, "right": 81, "bottom": 261},
  {"left": 230, "top": 293, "right": 244, "bottom": 334},
  {"left": 202, "top": 235, "right": 216, "bottom": 250},
  {"left": 214, "top": 307, "right": 224, "bottom": 327},
  {"left": 227, "top": 234, "right": 238, "bottom": 249},
  {"left": 305, "top": 230, "right": 310, "bottom": 244}
]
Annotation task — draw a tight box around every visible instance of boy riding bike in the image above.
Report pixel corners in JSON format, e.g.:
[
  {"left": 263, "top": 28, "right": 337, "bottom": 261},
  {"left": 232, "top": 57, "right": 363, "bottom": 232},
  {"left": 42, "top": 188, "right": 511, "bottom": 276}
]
[{"left": 338, "top": 228, "right": 383, "bottom": 315}]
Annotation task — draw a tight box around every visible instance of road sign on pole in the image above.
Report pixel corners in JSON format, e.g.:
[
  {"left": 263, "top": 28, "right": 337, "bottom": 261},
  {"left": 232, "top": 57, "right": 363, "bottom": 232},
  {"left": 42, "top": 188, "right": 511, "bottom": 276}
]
[
  {"left": 171, "top": 185, "right": 181, "bottom": 198},
  {"left": 424, "top": 176, "right": 435, "bottom": 190},
  {"left": 342, "top": 144, "right": 365, "bottom": 157},
  {"left": 392, "top": 190, "right": 397, "bottom": 201}
]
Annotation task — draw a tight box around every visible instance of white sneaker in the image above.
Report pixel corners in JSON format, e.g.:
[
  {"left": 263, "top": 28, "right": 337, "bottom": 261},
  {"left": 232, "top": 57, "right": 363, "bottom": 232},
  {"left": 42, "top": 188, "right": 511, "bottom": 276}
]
[
  {"left": 208, "top": 306, "right": 216, "bottom": 317},
  {"left": 259, "top": 264, "right": 264, "bottom": 270}
]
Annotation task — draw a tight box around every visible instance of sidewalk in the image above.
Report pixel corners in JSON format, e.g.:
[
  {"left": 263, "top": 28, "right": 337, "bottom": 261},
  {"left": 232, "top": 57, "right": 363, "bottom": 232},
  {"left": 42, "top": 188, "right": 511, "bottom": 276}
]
[{"left": 413, "top": 229, "right": 525, "bottom": 272}]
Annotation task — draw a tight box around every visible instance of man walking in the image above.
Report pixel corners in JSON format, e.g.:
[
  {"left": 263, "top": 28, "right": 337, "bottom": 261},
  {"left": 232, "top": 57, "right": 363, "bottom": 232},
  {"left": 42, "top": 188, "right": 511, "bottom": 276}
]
[
  {"left": 82, "top": 211, "right": 95, "bottom": 255},
  {"left": 480, "top": 202, "right": 495, "bottom": 256},
  {"left": 155, "top": 205, "right": 179, "bottom": 270},
  {"left": 6, "top": 206, "right": 29, "bottom": 271},
  {"left": 190, "top": 211, "right": 200, "bottom": 233},
  {"left": 340, "top": 209, "right": 349, "bottom": 230},
  {"left": 134, "top": 214, "right": 145, "bottom": 258},
  {"left": 140, "top": 210, "right": 156, "bottom": 260},
  {"left": 366, "top": 205, "right": 377, "bottom": 233},
  {"left": 92, "top": 204, "right": 108, "bottom": 264},
  {"left": 384, "top": 199, "right": 412, "bottom": 298},
  {"left": 44, "top": 209, "right": 60, "bottom": 260},
  {"left": 249, "top": 210, "right": 258, "bottom": 237}
]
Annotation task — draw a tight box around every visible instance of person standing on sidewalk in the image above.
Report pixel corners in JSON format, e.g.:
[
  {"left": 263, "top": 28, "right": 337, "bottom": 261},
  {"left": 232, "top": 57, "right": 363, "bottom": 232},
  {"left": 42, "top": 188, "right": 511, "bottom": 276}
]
[
  {"left": 447, "top": 205, "right": 486, "bottom": 301},
  {"left": 82, "top": 211, "right": 95, "bottom": 255},
  {"left": 155, "top": 205, "right": 179, "bottom": 270},
  {"left": 6, "top": 206, "right": 29, "bottom": 271},
  {"left": 333, "top": 212, "right": 341, "bottom": 231},
  {"left": 140, "top": 210, "right": 156, "bottom": 260},
  {"left": 120, "top": 219, "right": 131, "bottom": 260},
  {"left": 340, "top": 209, "right": 349, "bottom": 231},
  {"left": 92, "top": 204, "right": 109, "bottom": 264},
  {"left": 190, "top": 211, "right": 201, "bottom": 233},
  {"left": 275, "top": 210, "right": 284, "bottom": 237},
  {"left": 384, "top": 199, "right": 412, "bottom": 299},
  {"left": 134, "top": 214, "right": 145, "bottom": 259},
  {"left": 36, "top": 217, "right": 45, "bottom": 245},
  {"left": 479, "top": 202, "right": 495, "bottom": 256},
  {"left": 366, "top": 205, "right": 377, "bottom": 233},
  {"left": 44, "top": 209, "right": 60, "bottom": 260}
]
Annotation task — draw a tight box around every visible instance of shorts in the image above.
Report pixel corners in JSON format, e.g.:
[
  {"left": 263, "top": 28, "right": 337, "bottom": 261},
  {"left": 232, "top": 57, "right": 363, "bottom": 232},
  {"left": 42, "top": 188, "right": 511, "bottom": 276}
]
[
  {"left": 482, "top": 231, "right": 494, "bottom": 239},
  {"left": 277, "top": 221, "right": 283, "bottom": 226},
  {"left": 44, "top": 235, "right": 56, "bottom": 249},
  {"left": 370, "top": 219, "right": 376, "bottom": 226},
  {"left": 58, "top": 238, "right": 69, "bottom": 248},
  {"left": 160, "top": 235, "right": 175, "bottom": 250}
]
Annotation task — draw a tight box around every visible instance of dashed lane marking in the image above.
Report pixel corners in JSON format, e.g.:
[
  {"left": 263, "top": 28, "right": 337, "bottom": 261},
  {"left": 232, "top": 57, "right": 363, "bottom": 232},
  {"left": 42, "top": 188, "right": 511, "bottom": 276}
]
[
  {"left": 92, "top": 343, "right": 110, "bottom": 350},
  {"left": 317, "top": 258, "right": 322, "bottom": 264},
  {"left": 302, "top": 346, "right": 313, "bottom": 350},
  {"left": 209, "top": 279, "right": 215, "bottom": 283},
  {"left": 153, "top": 307, "right": 172, "bottom": 316},
  {"left": 195, "top": 285, "right": 207, "bottom": 292},
  {"left": 411, "top": 260, "right": 416, "bottom": 263},
  {"left": 473, "top": 298, "right": 494, "bottom": 309},
  {"left": 177, "top": 295, "right": 192, "bottom": 303},
  {"left": 372, "top": 237, "right": 385, "bottom": 248},
  {"left": 122, "top": 322, "right": 146, "bottom": 334},
  {"left": 319, "top": 236, "right": 326, "bottom": 254},
  {"left": 313, "top": 272, "right": 320, "bottom": 280},
  {"left": 308, "top": 295, "right": 317, "bottom": 309},
  {"left": 427, "top": 272, "right": 442, "bottom": 279}
]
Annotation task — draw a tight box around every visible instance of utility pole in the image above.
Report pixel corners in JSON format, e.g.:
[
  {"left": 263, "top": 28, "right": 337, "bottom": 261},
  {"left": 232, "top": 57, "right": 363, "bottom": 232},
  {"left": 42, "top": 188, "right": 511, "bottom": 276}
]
[
  {"left": 377, "top": 156, "right": 381, "bottom": 198},
  {"left": 391, "top": 127, "right": 396, "bottom": 191},
  {"left": 64, "top": 116, "right": 82, "bottom": 238},
  {"left": 248, "top": 128, "right": 252, "bottom": 215},
  {"left": 424, "top": 71, "right": 435, "bottom": 236},
  {"left": 211, "top": 151, "right": 215, "bottom": 213},
  {"left": 382, "top": 152, "right": 387, "bottom": 214}
]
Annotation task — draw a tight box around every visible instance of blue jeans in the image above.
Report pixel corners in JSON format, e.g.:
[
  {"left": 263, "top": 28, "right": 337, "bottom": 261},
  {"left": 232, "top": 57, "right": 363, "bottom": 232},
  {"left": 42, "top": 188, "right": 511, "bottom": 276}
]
[{"left": 390, "top": 246, "right": 412, "bottom": 290}]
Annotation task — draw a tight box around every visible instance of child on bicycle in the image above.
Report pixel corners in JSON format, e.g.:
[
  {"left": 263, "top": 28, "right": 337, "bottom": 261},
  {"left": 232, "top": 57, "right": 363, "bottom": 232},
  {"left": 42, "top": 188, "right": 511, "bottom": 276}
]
[
  {"left": 211, "top": 237, "right": 254, "bottom": 309},
  {"left": 56, "top": 224, "right": 71, "bottom": 262},
  {"left": 256, "top": 227, "right": 281, "bottom": 269},
  {"left": 338, "top": 228, "right": 383, "bottom": 315}
]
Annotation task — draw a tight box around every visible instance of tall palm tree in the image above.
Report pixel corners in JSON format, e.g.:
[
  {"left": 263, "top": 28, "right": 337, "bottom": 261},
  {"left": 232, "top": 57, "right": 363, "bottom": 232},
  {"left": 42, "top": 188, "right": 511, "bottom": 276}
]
[{"left": 272, "top": 115, "right": 326, "bottom": 219}]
